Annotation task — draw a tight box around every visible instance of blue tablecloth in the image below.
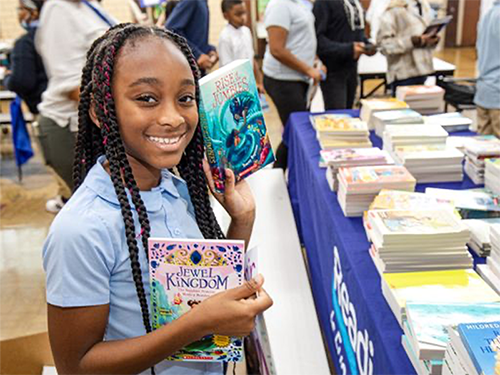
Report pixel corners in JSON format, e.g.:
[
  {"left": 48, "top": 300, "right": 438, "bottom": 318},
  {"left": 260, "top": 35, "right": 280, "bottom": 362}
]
[{"left": 284, "top": 110, "right": 485, "bottom": 375}]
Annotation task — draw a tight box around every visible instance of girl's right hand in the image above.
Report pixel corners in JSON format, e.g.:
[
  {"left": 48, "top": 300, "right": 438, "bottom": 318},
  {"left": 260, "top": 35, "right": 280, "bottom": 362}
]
[{"left": 191, "top": 274, "right": 273, "bottom": 337}]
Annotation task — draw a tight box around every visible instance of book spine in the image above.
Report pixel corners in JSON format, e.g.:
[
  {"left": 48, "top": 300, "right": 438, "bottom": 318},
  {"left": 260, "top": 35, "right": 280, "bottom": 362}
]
[{"left": 199, "top": 96, "right": 224, "bottom": 192}]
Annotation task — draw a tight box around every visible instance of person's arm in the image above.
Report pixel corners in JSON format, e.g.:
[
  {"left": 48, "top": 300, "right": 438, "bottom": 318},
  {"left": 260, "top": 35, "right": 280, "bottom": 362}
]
[
  {"left": 313, "top": 1, "right": 354, "bottom": 60},
  {"left": 253, "top": 59, "right": 265, "bottom": 93},
  {"left": 44, "top": 211, "right": 272, "bottom": 374},
  {"left": 376, "top": 9, "right": 415, "bottom": 55},
  {"left": 267, "top": 26, "right": 320, "bottom": 82},
  {"left": 49, "top": 277, "right": 271, "bottom": 374},
  {"left": 165, "top": 0, "right": 202, "bottom": 58},
  {"left": 4, "top": 36, "right": 38, "bottom": 98}
]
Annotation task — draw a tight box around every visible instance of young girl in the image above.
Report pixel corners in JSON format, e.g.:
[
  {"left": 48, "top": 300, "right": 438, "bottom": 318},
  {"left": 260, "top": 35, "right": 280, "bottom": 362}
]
[{"left": 42, "top": 24, "right": 273, "bottom": 375}]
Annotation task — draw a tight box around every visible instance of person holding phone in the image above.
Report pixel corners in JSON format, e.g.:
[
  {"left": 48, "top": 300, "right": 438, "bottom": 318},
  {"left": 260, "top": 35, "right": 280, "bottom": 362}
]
[
  {"left": 313, "top": 0, "right": 376, "bottom": 110},
  {"left": 377, "top": 0, "right": 437, "bottom": 96}
]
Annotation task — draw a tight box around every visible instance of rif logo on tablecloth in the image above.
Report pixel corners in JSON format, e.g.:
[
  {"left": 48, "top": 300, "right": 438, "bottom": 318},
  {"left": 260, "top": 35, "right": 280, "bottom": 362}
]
[{"left": 331, "top": 246, "right": 374, "bottom": 375}]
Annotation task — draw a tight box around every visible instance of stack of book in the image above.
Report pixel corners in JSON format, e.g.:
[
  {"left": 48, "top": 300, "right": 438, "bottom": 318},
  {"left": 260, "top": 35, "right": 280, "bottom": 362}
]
[
  {"left": 382, "top": 125, "right": 449, "bottom": 156},
  {"left": 477, "top": 224, "right": 500, "bottom": 294},
  {"left": 393, "top": 144, "right": 464, "bottom": 183},
  {"left": 462, "top": 219, "right": 500, "bottom": 257},
  {"left": 444, "top": 321, "right": 500, "bottom": 375},
  {"left": 403, "top": 303, "right": 500, "bottom": 375},
  {"left": 485, "top": 159, "right": 500, "bottom": 195},
  {"left": 372, "top": 109, "right": 424, "bottom": 137},
  {"left": 381, "top": 269, "right": 500, "bottom": 327},
  {"left": 312, "top": 116, "right": 372, "bottom": 150},
  {"left": 337, "top": 165, "right": 416, "bottom": 217},
  {"left": 464, "top": 137, "right": 500, "bottom": 184},
  {"left": 320, "top": 148, "right": 394, "bottom": 191},
  {"left": 425, "top": 188, "right": 500, "bottom": 219},
  {"left": 309, "top": 113, "right": 352, "bottom": 130},
  {"left": 395, "top": 85, "right": 445, "bottom": 114},
  {"left": 364, "top": 190, "right": 454, "bottom": 234},
  {"left": 366, "top": 209, "right": 472, "bottom": 273},
  {"left": 447, "top": 135, "right": 499, "bottom": 153},
  {"left": 359, "top": 98, "right": 409, "bottom": 129},
  {"left": 424, "top": 112, "right": 473, "bottom": 133}
]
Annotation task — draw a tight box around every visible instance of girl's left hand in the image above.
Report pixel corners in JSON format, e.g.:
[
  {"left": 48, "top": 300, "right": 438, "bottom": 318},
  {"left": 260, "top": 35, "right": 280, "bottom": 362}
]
[{"left": 203, "top": 160, "right": 256, "bottom": 224}]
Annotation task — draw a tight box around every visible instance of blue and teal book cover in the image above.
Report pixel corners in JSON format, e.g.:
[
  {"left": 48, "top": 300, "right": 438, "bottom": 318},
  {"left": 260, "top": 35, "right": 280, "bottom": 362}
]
[
  {"left": 458, "top": 321, "right": 500, "bottom": 375},
  {"left": 198, "top": 59, "right": 275, "bottom": 193}
]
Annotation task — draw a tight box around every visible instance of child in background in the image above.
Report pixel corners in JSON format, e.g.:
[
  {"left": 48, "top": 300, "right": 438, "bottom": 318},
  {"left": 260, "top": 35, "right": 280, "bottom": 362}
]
[
  {"left": 43, "top": 24, "right": 272, "bottom": 375},
  {"left": 218, "top": 0, "right": 264, "bottom": 93}
]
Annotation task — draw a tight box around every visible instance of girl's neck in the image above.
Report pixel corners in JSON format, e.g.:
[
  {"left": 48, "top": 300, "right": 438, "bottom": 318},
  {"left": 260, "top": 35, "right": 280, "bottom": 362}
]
[{"left": 103, "top": 157, "right": 162, "bottom": 191}]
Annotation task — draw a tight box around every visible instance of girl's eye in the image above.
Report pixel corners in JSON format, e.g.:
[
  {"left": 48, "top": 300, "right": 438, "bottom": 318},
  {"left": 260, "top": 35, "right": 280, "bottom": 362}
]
[
  {"left": 180, "top": 95, "right": 196, "bottom": 104},
  {"left": 136, "top": 94, "right": 157, "bottom": 104}
]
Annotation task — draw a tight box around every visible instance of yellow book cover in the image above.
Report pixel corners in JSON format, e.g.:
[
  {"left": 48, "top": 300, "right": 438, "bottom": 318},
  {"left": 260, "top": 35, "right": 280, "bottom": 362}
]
[{"left": 384, "top": 269, "right": 500, "bottom": 308}]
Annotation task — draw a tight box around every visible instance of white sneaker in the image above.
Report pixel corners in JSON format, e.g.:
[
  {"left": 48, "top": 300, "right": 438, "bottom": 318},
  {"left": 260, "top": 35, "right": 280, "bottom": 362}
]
[{"left": 45, "top": 195, "right": 65, "bottom": 214}]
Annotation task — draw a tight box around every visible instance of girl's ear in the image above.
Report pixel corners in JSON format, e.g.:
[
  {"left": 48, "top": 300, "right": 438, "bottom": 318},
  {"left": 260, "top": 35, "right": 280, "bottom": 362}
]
[{"left": 89, "top": 101, "right": 101, "bottom": 128}]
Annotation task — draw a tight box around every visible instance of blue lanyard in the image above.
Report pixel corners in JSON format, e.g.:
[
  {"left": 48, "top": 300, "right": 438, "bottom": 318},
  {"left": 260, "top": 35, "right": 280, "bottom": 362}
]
[{"left": 82, "top": 0, "right": 116, "bottom": 27}]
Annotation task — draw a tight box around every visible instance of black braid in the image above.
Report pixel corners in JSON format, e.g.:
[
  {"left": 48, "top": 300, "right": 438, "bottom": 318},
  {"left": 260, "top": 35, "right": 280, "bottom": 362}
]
[{"left": 73, "top": 24, "right": 226, "bottom": 372}]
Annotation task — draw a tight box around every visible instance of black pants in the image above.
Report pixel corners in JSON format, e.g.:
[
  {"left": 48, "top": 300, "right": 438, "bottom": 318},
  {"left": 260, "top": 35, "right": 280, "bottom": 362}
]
[
  {"left": 37, "top": 116, "right": 76, "bottom": 191},
  {"left": 320, "top": 67, "right": 358, "bottom": 110},
  {"left": 263, "top": 75, "right": 308, "bottom": 169},
  {"left": 391, "top": 75, "right": 427, "bottom": 96}
]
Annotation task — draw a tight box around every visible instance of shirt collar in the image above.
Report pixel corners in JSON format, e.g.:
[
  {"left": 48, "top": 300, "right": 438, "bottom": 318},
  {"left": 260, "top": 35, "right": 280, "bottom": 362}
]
[{"left": 84, "top": 156, "right": 181, "bottom": 212}]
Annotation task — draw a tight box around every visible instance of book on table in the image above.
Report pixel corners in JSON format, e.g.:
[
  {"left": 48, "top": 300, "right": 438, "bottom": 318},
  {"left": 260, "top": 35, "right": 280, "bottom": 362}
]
[
  {"left": 395, "top": 85, "right": 445, "bottom": 114},
  {"left": 462, "top": 218, "right": 500, "bottom": 257},
  {"left": 359, "top": 97, "right": 409, "bottom": 129},
  {"left": 148, "top": 238, "right": 245, "bottom": 362},
  {"left": 381, "top": 269, "right": 500, "bottom": 327},
  {"left": 425, "top": 188, "right": 500, "bottom": 219},
  {"left": 425, "top": 112, "right": 473, "bottom": 133},
  {"left": 309, "top": 113, "right": 353, "bottom": 130},
  {"left": 404, "top": 302, "right": 500, "bottom": 361},
  {"left": 198, "top": 59, "right": 275, "bottom": 193},
  {"left": 382, "top": 124, "right": 448, "bottom": 155},
  {"left": 371, "top": 109, "right": 424, "bottom": 137},
  {"left": 337, "top": 165, "right": 416, "bottom": 217},
  {"left": 457, "top": 321, "right": 500, "bottom": 375},
  {"left": 485, "top": 159, "right": 500, "bottom": 196},
  {"left": 321, "top": 148, "right": 394, "bottom": 191},
  {"left": 314, "top": 117, "right": 372, "bottom": 150},
  {"left": 393, "top": 144, "right": 464, "bottom": 183}
]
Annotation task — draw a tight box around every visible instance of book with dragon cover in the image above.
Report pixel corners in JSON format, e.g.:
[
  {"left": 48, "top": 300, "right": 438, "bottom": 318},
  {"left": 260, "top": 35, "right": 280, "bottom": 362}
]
[
  {"left": 199, "top": 59, "right": 275, "bottom": 193},
  {"left": 149, "top": 238, "right": 245, "bottom": 362}
]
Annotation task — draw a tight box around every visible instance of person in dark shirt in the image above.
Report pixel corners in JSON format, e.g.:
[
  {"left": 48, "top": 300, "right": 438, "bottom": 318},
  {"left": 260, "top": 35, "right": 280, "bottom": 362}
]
[
  {"left": 4, "top": 0, "right": 47, "bottom": 115},
  {"left": 313, "top": 0, "right": 375, "bottom": 110},
  {"left": 165, "top": 0, "right": 218, "bottom": 73}
]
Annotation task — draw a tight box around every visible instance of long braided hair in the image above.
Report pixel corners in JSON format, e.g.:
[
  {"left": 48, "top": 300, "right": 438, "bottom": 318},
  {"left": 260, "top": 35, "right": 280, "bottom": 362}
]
[{"left": 73, "top": 24, "right": 225, "bottom": 370}]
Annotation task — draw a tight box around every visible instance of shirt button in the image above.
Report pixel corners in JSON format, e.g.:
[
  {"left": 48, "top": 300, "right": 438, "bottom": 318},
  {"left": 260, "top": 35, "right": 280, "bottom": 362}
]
[{"left": 174, "top": 229, "right": 182, "bottom": 236}]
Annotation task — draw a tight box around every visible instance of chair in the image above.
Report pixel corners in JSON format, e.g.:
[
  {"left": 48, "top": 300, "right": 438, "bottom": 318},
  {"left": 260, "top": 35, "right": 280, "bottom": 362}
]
[{"left": 436, "top": 75, "right": 477, "bottom": 113}]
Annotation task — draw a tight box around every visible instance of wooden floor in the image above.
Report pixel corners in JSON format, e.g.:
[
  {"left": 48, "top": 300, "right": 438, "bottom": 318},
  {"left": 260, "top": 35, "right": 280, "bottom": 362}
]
[{"left": 0, "top": 47, "right": 477, "bottom": 369}]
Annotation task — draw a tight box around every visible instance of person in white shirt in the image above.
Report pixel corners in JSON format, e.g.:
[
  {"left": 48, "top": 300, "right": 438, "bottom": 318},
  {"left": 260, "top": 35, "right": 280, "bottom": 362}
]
[
  {"left": 35, "top": 0, "right": 116, "bottom": 213},
  {"left": 218, "top": 0, "right": 264, "bottom": 93}
]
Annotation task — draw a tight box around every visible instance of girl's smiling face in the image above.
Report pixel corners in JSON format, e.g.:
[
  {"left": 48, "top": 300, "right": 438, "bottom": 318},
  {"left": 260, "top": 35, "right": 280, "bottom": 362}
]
[{"left": 112, "top": 36, "right": 198, "bottom": 183}]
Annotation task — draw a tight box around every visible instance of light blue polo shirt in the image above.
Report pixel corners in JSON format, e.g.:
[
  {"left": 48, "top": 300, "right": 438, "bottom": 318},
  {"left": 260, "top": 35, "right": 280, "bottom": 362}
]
[
  {"left": 43, "top": 156, "right": 222, "bottom": 375},
  {"left": 474, "top": 0, "right": 500, "bottom": 109}
]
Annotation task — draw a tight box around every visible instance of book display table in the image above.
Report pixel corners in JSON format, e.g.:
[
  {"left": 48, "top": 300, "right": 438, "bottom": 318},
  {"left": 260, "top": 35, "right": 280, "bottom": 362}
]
[{"left": 283, "top": 110, "right": 484, "bottom": 375}]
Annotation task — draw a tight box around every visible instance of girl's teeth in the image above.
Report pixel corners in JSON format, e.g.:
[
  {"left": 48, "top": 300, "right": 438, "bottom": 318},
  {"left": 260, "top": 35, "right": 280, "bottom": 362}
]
[{"left": 149, "top": 136, "right": 181, "bottom": 145}]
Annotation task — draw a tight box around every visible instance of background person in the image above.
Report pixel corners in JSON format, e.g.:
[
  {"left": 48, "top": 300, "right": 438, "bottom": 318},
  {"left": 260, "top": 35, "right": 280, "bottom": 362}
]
[
  {"left": 474, "top": 0, "right": 500, "bottom": 137},
  {"left": 313, "top": 0, "right": 376, "bottom": 110},
  {"left": 262, "top": 0, "right": 323, "bottom": 170},
  {"left": 377, "top": 0, "right": 437, "bottom": 95},
  {"left": 166, "top": 0, "right": 218, "bottom": 74},
  {"left": 4, "top": 0, "right": 47, "bottom": 116},
  {"left": 35, "top": 0, "right": 116, "bottom": 213},
  {"left": 218, "top": 0, "right": 264, "bottom": 93}
]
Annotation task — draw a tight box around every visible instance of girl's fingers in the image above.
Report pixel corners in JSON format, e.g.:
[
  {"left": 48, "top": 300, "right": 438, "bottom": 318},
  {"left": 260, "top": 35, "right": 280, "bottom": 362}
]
[
  {"left": 250, "top": 288, "right": 273, "bottom": 314},
  {"left": 203, "top": 159, "right": 216, "bottom": 193},
  {"left": 224, "top": 168, "right": 236, "bottom": 196}
]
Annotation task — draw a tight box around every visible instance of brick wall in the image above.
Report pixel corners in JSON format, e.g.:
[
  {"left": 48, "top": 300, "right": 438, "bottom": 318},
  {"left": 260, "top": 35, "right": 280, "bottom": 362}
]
[{"left": 0, "top": 0, "right": 226, "bottom": 47}]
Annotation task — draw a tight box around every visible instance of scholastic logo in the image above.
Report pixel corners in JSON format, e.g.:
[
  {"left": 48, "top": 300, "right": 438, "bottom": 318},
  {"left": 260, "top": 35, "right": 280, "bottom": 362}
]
[{"left": 331, "top": 246, "right": 374, "bottom": 375}]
